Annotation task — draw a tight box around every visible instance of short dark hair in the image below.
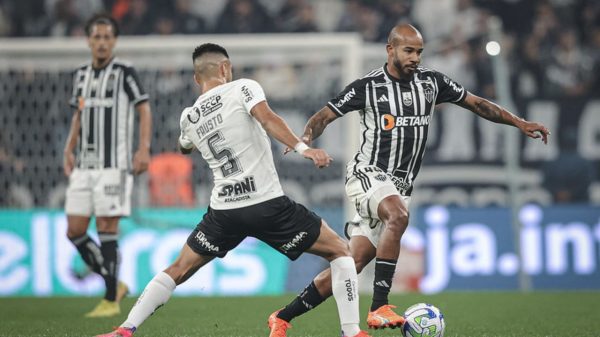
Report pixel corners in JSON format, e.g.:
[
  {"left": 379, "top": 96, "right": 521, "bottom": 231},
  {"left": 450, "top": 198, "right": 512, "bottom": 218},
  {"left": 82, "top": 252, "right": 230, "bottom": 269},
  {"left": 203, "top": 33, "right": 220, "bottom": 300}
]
[
  {"left": 192, "top": 43, "right": 229, "bottom": 61},
  {"left": 85, "top": 13, "right": 119, "bottom": 37}
]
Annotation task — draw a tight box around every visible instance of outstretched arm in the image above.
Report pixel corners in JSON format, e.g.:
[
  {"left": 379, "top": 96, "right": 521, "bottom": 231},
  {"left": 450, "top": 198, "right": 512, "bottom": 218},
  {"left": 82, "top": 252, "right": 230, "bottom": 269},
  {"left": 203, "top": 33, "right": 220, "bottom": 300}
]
[
  {"left": 301, "top": 106, "right": 339, "bottom": 145},
  {"left": 251, "top": 101, "right": 332, "bottom": 168},
  {"left": 458, "top": 92, "right": 550, "bottom": 144}
]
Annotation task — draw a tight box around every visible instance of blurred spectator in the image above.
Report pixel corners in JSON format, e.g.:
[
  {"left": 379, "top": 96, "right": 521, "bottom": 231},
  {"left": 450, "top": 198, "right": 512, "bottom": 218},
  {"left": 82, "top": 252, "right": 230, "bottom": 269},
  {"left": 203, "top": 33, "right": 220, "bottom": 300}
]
[
  {"left": 172, "top": 0, "right": 206, "bottom": 34},
  {"left": 119, "top": 0, "right": 154, "bottom": 35},
  {"left": 452, "top": 0, "right": 487, "bottom": 41},
  {"left": 544, "top": 28, "right": 594, "bottom": 97},
  {"left": 215, "top": 0, "right": 274, "bottom": 34},
  {"left": 412, "top": 0, "right": 457, "bottom": 41},
  {"left": 0, "top": 2, "right": 11, "bottom": 36},
  {"left": 376, "top": 0, "right": 412, "bottom": 43},
  {"left": 337, "top": 0, "right": 382, "bottom": 42},
  {"left": 48, "top": 0, "right": 83, "bottom": 37},
  {"left": 153, "top": 14, "right": 175, "bottom": 35},
  {"left": 542, "top": 127, "right": 596, "bottom": 204},
  {"left": 277, "top": 0, "right": 319, "bottom": 33},
  {"left": 11, "top": 0, "right": 50, "bottom": 36}
]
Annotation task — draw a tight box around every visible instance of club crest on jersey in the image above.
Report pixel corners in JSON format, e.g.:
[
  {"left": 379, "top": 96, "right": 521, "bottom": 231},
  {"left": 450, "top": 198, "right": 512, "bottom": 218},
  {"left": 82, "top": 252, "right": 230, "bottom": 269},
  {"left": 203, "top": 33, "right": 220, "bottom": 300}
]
[
  {"left": 424, "top": 86, "right": 434, "bottom": 103},
  {"left": 402, "top": 92, "right": 413, "bottom": 106},
  {"left": 187, "top": 107, "right": 201, "bottom": 123}
]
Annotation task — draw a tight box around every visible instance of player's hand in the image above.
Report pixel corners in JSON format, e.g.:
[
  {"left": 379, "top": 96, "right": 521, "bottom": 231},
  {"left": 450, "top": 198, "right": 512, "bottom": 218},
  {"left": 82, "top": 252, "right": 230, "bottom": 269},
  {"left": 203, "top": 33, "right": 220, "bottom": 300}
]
[
  {"left": 519, "top": 121, "right": 550, "bottom": 144},
  {"left": 303, "top": 148, "right": 332, "bottom": 168},
  {"left": 284, "top": 133, "right": 312, "bottom": 155},
  {"left": 63, "top": 151, "right": 75, "bottom": 177},
  {"left": 132, "top": 148, "right": 150, "bottom": 175}
]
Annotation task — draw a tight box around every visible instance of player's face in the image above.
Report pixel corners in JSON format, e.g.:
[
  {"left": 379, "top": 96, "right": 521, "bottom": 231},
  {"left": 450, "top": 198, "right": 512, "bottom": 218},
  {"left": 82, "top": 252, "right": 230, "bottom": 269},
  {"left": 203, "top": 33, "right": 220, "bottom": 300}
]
[
  {"left": 387, "top": 36, "right": 423, "bottom": 78},
  {"left": 87, "top": 24, "right": 116, "bottom": 62}
]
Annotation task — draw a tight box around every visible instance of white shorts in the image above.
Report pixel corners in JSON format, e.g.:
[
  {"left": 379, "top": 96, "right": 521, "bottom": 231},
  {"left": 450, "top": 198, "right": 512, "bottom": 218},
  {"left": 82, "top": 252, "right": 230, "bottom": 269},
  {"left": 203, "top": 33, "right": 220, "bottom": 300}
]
[
  {"left": 65, "top": 168, "right": 133, "bottom": 217},
  {"left": 344, "top": 165, "right": 410, "bottom": 247}
]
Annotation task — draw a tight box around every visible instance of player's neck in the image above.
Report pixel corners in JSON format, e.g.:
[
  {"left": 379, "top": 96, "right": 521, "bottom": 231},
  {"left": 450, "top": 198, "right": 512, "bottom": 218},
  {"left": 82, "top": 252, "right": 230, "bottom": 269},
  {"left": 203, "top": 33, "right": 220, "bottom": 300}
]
[
  {"left": 92, "top": 56, "right": 113, "bottom": 69},
  {"left": 201, "top": 78, "right": 227, "bottom": 94},
  {"left": 385, "top": 63, "right": 411, "bottom": 81}
]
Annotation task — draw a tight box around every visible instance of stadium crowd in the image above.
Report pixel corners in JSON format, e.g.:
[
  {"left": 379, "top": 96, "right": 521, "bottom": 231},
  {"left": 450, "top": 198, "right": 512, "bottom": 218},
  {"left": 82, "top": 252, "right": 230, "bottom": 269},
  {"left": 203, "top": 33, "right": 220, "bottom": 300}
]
[{"left": 1, "top": 0, "right": 599, "bottom": 98}]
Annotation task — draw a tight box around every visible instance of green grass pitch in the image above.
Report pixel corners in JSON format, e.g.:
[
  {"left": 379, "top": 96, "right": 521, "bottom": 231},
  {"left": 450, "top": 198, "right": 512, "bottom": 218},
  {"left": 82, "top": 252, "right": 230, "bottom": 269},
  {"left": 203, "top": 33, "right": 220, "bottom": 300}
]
[{"left": 2, "top": 292, "right": 600, "bottom": 337}]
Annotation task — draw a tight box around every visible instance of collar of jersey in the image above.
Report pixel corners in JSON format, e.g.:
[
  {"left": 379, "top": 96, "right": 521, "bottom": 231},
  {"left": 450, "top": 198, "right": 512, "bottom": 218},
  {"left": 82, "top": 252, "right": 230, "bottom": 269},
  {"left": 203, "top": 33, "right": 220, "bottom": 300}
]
[{"left": 383, "top": 62, "right": 413, "bottom": 84}]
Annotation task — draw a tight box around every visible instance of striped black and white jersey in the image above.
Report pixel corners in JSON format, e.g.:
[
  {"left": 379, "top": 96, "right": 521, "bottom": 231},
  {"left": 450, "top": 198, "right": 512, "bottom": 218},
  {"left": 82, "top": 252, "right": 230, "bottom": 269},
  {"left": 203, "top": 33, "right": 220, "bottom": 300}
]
[
  {"left": 69, "top": 57, "right": 149, "bottom": 170},
  {"left": 328, "top": 64, "right": 466, "bottom": 196}
]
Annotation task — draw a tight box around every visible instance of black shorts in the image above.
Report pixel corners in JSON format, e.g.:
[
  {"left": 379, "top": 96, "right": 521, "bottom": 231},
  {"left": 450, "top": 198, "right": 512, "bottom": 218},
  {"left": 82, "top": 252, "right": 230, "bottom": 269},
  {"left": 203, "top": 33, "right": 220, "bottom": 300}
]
[{"left": 186, "top": 196, "right": 321, "bottom": 260}]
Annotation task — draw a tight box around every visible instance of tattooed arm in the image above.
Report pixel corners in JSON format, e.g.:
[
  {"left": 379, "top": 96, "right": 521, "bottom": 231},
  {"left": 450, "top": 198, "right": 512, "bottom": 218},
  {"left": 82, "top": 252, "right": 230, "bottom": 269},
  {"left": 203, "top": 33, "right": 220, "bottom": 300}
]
[
  {"left": 283, "top": 106, "right": 338, "bottom": 155},
  {"left": 301, "top": 106, "right": 339, "bottom": 145},
  {"left": 458, "top": 92, "right": 550, "bottom": 144}
]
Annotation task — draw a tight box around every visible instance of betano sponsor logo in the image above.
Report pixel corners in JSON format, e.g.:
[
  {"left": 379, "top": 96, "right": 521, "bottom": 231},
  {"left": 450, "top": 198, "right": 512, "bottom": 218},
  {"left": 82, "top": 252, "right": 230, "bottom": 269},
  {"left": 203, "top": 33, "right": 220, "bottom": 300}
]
[{"left": 381, "top": 114, "right": 431, "bottom": 131}]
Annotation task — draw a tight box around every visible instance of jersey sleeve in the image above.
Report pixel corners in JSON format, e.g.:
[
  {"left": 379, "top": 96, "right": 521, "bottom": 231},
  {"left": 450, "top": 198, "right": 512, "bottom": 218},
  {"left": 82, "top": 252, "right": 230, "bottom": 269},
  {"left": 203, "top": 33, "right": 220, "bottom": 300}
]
[
  {"left": 238, "top": 79, "right": 266, "bottom": 114},
  {"left": 433, "top": 71, "right": 466, "bottom": 104},
  {"left": 123, "top": 65, "right": 150, "bottom": 106},
  {"left": 178, "top": 107, "right": 195, "bottom": 150},
  {"left": 327, "top": 79, "right": 367, "bottom": 116}
]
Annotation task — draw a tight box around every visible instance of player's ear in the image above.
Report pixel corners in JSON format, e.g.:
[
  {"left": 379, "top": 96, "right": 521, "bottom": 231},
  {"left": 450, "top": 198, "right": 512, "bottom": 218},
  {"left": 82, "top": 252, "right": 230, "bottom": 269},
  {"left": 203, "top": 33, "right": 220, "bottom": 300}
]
[
  {"left": 193, "top": 73, "right": 200, "bottom": 86},
  {"left": 386, "top": 43, "right": 394, "bottom": 56}
]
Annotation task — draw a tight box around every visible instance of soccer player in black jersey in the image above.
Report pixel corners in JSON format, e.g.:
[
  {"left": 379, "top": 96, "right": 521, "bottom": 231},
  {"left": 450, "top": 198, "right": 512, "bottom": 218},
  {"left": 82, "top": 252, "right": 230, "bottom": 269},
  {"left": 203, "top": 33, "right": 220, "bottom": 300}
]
[
  {"left": 63, "top": 14, "right": 152, "bottom": 318},
  {"left": 269, "top": 23, "right": 550, "bottom": 334}
]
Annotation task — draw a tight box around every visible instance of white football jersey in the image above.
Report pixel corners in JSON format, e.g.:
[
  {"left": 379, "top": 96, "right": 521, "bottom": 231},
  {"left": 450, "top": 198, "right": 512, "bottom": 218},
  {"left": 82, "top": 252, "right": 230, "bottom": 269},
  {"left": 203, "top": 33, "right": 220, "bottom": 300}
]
[{"left": 179, "top": 79, "right": 284, "bottom": 209}]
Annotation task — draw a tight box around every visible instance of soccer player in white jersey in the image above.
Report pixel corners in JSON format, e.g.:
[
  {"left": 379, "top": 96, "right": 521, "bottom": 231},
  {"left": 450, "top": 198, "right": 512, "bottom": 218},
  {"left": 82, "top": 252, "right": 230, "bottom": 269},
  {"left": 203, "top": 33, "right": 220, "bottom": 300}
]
[
  {"left": 269, "top": 23, "right": 551, "bottom": 333},
  {"left": 96, "top": 43, "right": 371, "bottom": 337},
  {"left": 63, "top": 14, "right": 152, "bottom": 318}
]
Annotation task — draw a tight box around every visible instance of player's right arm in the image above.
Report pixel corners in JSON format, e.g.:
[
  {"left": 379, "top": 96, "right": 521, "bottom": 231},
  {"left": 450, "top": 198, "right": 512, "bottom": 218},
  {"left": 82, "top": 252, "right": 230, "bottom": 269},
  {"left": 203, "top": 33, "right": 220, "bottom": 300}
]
[{"left": 63, "top": 107, "right": 81, "bottom": 177}]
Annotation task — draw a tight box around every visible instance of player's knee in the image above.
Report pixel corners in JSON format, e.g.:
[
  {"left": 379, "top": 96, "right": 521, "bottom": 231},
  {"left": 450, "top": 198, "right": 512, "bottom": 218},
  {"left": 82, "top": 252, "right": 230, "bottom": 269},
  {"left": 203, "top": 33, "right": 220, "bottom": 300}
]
[
  {"left": 327, "top": 237, "right": 351, "bottom": 260},
  {"left": 384, "top": 209, "right": 409, "bottom": 236},
  {"left": 66, "top": 226, "right": 86, "bottom": 239}
]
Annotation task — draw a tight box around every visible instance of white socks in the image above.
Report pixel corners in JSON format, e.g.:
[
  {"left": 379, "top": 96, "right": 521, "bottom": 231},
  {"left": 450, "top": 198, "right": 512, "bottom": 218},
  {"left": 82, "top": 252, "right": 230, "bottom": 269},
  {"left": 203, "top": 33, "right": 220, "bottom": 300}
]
[
  {"left": 122, "top": 272, "right": 176, "bottom": 330},
  {"left": 330, "top": 256, "right": 360, "bottom": 337}
]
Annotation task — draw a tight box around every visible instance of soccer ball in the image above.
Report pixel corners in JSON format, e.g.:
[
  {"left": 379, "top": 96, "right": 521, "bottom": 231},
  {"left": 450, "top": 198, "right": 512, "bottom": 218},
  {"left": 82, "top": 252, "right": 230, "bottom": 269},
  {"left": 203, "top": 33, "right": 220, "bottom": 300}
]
[{"left": 401, "top": 303, "right": 445, "bottom": 337}]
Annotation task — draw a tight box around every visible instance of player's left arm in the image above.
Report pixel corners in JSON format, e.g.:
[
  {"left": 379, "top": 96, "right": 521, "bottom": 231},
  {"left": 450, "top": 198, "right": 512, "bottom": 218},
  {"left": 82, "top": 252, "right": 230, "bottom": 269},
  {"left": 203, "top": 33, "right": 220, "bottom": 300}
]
[
  {"left": 458, "top": 92, "right": 551, "bottom": 144},
  {"left": 133, "top": 101, "right": 152, "bottom": 174}
]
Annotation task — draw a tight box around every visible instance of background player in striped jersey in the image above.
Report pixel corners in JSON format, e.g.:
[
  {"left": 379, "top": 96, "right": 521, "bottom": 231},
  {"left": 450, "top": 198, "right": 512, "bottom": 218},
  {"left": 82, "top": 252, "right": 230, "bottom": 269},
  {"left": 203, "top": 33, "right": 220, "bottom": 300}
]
[
  {"left": 271, "top": 23, "right": 550, "bottom": 332},
  {"left": 96, "top": 43, "right": 370, "bottom": 337},
  {"left": 63, "top": 14, "right": 152, "bottom": 317}
]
